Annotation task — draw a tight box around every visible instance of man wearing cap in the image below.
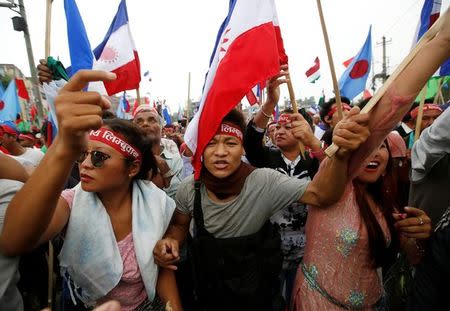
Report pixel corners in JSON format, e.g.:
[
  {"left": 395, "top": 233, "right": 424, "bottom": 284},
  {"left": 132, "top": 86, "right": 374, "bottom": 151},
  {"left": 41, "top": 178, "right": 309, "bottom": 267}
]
[
  {"left": 0, "top": 122, "right": 44, "bottom": 167},
  {"left": 244, "top": 76, "right": 323, "bottom": 306},
  {"left": 153, "top": 102, "right": 369, "bottom": 310},
  {"left": 132, "top": 105, "right": 184, "bottom": 199}
]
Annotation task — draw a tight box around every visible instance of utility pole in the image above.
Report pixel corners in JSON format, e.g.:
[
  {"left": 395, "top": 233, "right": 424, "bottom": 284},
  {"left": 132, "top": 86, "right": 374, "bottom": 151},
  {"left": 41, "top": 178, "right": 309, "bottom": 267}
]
[
  {"left": 17, "top": 0, "right": 44, "bottom": 123},
  {"left": 372, "top": 36, "right": 392, "bottom": 91}
]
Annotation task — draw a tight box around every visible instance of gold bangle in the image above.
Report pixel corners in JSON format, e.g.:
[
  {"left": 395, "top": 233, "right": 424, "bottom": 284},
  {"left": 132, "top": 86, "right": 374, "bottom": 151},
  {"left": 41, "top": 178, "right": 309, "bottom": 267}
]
[{"left": 261, "top": 108, "right": 272, "bottom": 119}]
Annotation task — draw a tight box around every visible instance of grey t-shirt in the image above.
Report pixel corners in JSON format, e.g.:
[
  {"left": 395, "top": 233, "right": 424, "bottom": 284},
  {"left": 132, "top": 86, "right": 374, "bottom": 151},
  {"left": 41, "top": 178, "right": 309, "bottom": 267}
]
[
  {"left": 175, "top": 168, "right": 309, "bottom": 238},
  {"left": 0, "top": 179, "right": 23, "bottom": 311}
]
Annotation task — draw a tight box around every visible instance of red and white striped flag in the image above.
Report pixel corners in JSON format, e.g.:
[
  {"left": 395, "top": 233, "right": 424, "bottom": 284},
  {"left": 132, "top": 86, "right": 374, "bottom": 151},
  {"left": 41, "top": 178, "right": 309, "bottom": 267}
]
[{"left": 305, "top": 57, "right": 320, "bottom": 83}]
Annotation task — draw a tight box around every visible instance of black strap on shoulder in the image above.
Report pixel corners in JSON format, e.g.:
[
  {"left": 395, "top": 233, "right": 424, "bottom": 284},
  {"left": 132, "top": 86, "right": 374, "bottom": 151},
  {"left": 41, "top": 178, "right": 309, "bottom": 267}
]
[{"left": 193, "top": 181, "right": 206, "bottom": 232}]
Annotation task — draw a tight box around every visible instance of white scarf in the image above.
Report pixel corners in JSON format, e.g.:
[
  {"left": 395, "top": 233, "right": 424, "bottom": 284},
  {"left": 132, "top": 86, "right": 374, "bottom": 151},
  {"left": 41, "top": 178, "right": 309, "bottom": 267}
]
[{"left": 59, "top": 180, "right": 175, "bottom": 305}]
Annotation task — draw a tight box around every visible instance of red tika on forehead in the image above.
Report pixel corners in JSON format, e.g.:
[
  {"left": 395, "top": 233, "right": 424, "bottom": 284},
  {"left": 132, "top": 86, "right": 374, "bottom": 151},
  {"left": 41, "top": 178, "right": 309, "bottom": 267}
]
[
  {"left": 216, "top": 122, "right": 243, "bottom": 141},
  {"left": 89, "top": 128, "right": 142, "bottom": 162},
  {"left": 277, "top": 113, "right": 291, "bottom": 124}
]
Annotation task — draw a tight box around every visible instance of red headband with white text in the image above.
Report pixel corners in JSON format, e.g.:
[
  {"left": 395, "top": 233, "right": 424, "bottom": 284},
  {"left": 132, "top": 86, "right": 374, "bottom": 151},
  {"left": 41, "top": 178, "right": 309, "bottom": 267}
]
[
  {"left": 89, "top": 128, "right": 142, "bottom": 163},
  {"left": 326, "top": 103, "right": 352, "bottom": 117},
  {"left": 215, "top": 122, "right": 243, "bottom": 141}
]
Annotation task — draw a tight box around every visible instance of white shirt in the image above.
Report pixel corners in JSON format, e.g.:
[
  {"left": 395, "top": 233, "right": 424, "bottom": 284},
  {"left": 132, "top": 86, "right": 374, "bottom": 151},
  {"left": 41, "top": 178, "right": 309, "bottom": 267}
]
[{"left": 11, "top": 148, "right": 44, "bottom": 167}]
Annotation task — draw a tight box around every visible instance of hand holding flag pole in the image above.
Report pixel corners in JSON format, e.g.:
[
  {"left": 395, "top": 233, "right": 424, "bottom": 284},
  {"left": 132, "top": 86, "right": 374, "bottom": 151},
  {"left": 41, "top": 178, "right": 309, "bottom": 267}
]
[
  {"left": 324, "top": 13, "right": 445, "bottom": 157},
  {"left": 315, "top": 0, "right": 344, "bottom": 121}
]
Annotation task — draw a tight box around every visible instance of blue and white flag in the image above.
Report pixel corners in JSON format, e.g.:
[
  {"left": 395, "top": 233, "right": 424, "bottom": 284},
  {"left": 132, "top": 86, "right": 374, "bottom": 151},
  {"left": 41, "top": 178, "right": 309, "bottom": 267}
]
[{"left": 338, "top": 26, "right": 372, "bottom": 100}]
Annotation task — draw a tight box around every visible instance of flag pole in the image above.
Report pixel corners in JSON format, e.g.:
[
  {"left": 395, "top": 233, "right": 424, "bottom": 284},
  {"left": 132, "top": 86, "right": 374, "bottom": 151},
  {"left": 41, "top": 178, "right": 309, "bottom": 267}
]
[
  {"left": 324, "top": 12, "right": 444, "bottom": 157},
  {"left": 45, "top": 0, "right": 52, "bottom": 58},
  {"left": 45, "top": 1, "right": 54, "bottom": 308},
  {"left": 433, "top": 77, "right": 443, "bottom": 104},
  {"left": 186, "top": 72, "right": 191, "bottom": 127},
  {"left": 414, "top": 85, "right": 428, "bottom": 143},
  {"left": 136, "top": 88, "right": 141, "bottom": 106},
  {"left": 315, "top": 0, "right": 343, "bottom": 120},
  {"left": 286, "top": 74, "right": 306, "bottom": 159}
]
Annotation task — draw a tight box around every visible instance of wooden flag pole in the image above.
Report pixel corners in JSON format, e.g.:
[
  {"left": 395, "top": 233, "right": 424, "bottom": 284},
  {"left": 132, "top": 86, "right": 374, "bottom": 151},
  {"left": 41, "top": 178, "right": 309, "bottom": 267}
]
[
  {"left": 136, "top": 88, "right": 141, "bottom": 106},
  {"left": 433, "top": 77, "right": 444, "bottom": 104},
  {"left": 414, "top": 85, "right": 428, "bottom": 143},
  {"left": 45, "top": 1, "right": 54, "bottom": 308},
  {"left": 45, "top": 0, "right": 52, "bottom": 58},
  {"left": 286, "top": 74, "right": 306, "bottom": 159},
  {"left": 186, "top": 72, "right": 191, "bottom": 127},
  {"left": 316, "top": 0, "right": 343, "bottom": 120},
  {"left": 324, "top": 12, "right": 444, "bottom": 157}
]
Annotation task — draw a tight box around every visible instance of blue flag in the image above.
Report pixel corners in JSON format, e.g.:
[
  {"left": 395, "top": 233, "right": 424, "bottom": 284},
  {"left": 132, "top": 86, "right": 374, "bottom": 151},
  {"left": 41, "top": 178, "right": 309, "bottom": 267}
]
[
  {"left": 0, "top": 83, "right": 4, "bottom": 98},
  {"left": 64, "top": 0, "right": 93, "bottom": 76},
  {"left": 0, "top": 80, "right": 21, "bottom": 122},
  {"left": 413, "top": 0, "right": 449, "bottom": 76},
  {"left": 116, "top": 92, "right": 127, "bottom": 119},
  {"left": 339, "top": 26, "right": 372, "bottom": 100},
  {"left": 163, "top": 105, "right": 172, "bottom": 125}
]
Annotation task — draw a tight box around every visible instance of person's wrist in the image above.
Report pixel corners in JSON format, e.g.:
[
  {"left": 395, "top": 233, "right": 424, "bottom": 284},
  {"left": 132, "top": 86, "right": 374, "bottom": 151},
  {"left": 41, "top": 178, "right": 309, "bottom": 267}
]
[
  {"left": 51, "top": 137, "right": 82, "bottom": 162},
  {"left": 260, "top": 106, "right": 273, "bottom": 119}
]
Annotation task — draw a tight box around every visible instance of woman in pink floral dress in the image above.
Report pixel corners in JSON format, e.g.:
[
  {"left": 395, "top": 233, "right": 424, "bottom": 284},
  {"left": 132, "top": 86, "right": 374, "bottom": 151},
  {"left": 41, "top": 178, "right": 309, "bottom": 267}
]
[{"left": 292, "top": 8, "right": 450, "bottom": 310}]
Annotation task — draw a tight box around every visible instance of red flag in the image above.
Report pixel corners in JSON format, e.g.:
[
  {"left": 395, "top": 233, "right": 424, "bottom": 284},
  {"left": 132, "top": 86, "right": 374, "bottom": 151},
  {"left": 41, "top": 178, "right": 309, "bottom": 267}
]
[
  {"left": 131, "top": 99, "right": 139, "bottom": 116},
  {"left": 15, "top": 79, "right": 30, "bottom": 100},
  {"left": 363, "top": 89, "right": 372, "bottom": 99},
  {"left": 246, "top": 88, "right": 259, "bottom": 106},
  {"left": 30, "top": 105, "right": 38, "bottom": 121},
  {"left": 342, "top": 57, "right": 354, "bottom": 68}
]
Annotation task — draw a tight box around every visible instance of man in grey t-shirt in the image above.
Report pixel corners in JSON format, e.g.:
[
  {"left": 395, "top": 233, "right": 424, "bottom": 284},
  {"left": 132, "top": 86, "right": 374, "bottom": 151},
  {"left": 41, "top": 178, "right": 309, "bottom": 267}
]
[{"left": 153, "top": 107, "right": 369, "bottom": 309}]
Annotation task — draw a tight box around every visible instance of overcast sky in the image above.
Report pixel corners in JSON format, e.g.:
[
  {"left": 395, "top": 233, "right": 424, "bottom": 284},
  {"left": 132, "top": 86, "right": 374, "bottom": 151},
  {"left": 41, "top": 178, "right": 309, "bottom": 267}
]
[{"left": 1, "top": 0, "right": 449, "bottom": 111}]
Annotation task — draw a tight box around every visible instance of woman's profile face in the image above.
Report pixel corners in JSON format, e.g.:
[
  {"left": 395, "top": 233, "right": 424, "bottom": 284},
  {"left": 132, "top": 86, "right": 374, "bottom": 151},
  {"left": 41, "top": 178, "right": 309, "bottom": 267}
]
[
  {"left": 356, "top": 142, "right": 390, "bottom": 184},
  {"left": 78, "top": 140, "right": 131, "bottom": 193}
]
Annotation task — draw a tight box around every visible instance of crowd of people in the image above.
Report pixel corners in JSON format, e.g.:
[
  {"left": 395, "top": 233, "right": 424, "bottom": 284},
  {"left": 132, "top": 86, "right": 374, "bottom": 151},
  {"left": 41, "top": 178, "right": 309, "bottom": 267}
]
[{"left": 0, "top": 8, "right": 449, "bottom": 311}]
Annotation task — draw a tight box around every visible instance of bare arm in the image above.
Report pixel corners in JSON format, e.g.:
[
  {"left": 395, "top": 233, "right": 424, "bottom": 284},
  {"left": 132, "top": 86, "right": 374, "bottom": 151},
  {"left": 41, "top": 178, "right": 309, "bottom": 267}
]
[
  {"left": 348, "top": 8, "right": 450, "bottom": 177},
  {"left": 0, "top": 153, "right": 29, "bottom": 182},
  {"left": 0, "top": 70, "right": 116, "bottom": 256},
  {"left": 157, "top": 268, "right": 183, "bottom": 311},
  {"left": 299, "top": 107, "right": 370, "bottom": 206},
  {"left": 153, "top": 211, "right": 191, "bottom": 270},
  {"left": 253, "top": 64, "right": 288, "bottom": 129}
]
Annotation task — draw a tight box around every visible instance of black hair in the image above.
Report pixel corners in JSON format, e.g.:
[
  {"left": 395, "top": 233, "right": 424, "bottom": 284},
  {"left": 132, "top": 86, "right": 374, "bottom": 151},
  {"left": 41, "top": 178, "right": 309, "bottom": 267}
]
[
  {"left": 319, "top": 96, "right": 351, "bottom": 124},
  {"left": 357, "top": 97, "right": 371, "bottom": 110},
  {"left": 102, "top": 119, "right": 157, "bottom": 180},
  {"left": 222, "top": 108, "right": 246, "bottom": 134},
  {"left": 402, "top": 102, "right": 420, "bottom": 122},
  {"left": 102, "top": 110, "right": 116, "bottom": 120},
  {"left": 353, "top": 139, "right": 399, "bottom": 268}
]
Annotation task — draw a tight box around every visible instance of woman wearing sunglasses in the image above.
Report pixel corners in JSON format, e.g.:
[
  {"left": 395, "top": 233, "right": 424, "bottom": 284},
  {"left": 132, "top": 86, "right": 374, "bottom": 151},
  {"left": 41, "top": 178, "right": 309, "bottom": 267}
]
[{"left": 0, "top": 71, "right": 181, "bottom": 311}]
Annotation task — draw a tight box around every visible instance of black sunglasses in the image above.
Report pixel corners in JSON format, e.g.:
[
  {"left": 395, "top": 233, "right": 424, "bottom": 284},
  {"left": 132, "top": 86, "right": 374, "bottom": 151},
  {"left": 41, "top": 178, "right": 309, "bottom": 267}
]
[{"left": 76, "top": 150, "right": 111, "bottom": 168}]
